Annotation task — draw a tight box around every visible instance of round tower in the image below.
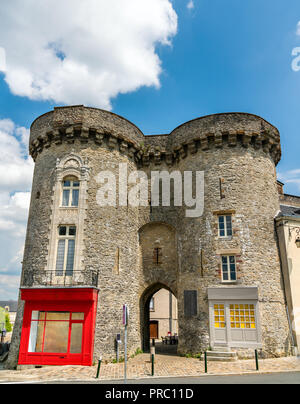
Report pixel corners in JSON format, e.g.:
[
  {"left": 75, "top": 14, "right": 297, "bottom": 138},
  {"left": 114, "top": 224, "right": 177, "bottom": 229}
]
[
  {"left": 9, "top": 106, "right": 147, "bottom": 367},
  {"left": 138, "top": 113, "right": 290, "bottom": 357},
  {"left": 169, "top": 113, "right": 287, "bottom": 356}
]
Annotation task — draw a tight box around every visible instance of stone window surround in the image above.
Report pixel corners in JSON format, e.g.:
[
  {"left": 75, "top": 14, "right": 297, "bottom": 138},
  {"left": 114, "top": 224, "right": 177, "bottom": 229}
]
[
  {"left": 46, "top": 154, "right": 90, "bottom": 275},
  {"left": 61, "top": 177, "right": 80, "bottom": 207},
  {"left": 217, "top": 214, "right": 233, "bottom": 238},
  {"left": 55, "top": 225, "right": 77, "bottom": 275},
  {"left": 213, "top": 209, "right": 236, "bottom": 240},
  {"left": 216, "top": 248, "right": 242, "bottom": 284},
  {"left": 220, "top": 255, "right": 237, "bottom": 283}
]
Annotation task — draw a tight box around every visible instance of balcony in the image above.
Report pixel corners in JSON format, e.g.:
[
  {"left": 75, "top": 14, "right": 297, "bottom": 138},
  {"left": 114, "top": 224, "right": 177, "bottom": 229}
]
[{"left": 22, "top": 270, "right": 99, "bottom": 288}]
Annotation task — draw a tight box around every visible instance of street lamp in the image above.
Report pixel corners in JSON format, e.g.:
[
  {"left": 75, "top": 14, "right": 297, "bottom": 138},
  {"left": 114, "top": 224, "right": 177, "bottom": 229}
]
[{"left": 296, "top": 238, "right": 300, "bottom": 248}]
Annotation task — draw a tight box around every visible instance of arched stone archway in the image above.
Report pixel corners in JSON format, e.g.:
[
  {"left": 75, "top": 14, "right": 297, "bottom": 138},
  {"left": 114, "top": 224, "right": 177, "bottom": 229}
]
[
  {"left": 138, "top": 222, "right": 178, "bottom": 352},
  {"left": 140, "top": 282, "right": 177, "bottom": 352}
]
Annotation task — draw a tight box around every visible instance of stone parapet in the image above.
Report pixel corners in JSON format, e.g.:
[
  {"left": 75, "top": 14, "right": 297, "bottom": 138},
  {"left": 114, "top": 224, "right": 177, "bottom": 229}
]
[{"left": 29, "top": 107, "right": 281, "bottom": 166}]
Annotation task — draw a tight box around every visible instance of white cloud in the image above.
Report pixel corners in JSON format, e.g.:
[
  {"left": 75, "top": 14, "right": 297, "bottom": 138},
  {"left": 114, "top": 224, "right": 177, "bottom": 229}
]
[
  {"left": 278, "top": 169, "right": 300, "bottom": 192},
  {"left": 296, "top": 21, "right": 300, "bottom": 36},
  {"left": 187, "top": 0, "right": 195, "bottom": 10},
  {"left": 0, "top": 119, "right": 33, "bottom": 300},
  {"left": 0, "top": 0, "right": 178, "bottom": 109},
  {"left": 0, "top": 192, "right": 31, "bottom": 234},
  {"left": 0, "top": 275, "right": 21, "bottom": 301},
  {"left": 0, "top": 120, "right": 33, "bottom": 192},
  {"left": 0, "top": 47, "right": 6, "bottom": 72}
]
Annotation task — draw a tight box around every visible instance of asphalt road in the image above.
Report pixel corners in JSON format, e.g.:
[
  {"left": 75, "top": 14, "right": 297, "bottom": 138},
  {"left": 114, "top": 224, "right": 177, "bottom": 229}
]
[{"left": 14, "top": 371, "right": 300, "bottom": 384}]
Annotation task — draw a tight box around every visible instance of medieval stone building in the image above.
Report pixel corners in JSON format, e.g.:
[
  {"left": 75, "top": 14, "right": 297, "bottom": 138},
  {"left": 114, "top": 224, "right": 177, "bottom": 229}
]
[{"left": 6, "top": 106, "right": 298, "bottom": 368}]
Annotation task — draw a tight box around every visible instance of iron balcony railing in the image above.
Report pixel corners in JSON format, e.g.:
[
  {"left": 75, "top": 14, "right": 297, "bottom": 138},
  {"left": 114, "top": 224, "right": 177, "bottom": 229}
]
[{"left": 22, "top": 270, "right": 99, "bottom": 288}]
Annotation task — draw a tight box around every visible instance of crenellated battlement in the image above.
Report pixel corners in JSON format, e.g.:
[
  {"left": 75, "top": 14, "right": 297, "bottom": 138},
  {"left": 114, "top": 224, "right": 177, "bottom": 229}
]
[{"left": 29, "top": 106, "right": 282, "bottom": 166}]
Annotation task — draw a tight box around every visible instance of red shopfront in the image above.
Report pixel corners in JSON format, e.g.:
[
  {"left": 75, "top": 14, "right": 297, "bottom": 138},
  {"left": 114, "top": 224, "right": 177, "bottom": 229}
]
[{"left": 18, "top": 288, "right": 98, "bottom": 367}]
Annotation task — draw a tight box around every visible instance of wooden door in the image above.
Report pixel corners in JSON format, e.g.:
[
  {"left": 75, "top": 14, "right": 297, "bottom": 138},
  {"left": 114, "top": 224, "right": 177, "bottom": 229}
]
[{"left": 149, "top": 321, "right": 159, "bottom": 339}]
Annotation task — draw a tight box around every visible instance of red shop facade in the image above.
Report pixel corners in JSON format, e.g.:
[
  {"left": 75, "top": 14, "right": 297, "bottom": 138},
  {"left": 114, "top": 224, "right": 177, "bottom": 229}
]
[{"left": 18, "top": 288, "right": 99, "bottom": 367}]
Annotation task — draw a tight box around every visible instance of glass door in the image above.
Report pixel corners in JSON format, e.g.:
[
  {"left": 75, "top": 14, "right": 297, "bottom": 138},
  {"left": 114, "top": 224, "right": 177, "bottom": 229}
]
[{"left": 213, "top": 303, "right": 228, "bottom": 344}]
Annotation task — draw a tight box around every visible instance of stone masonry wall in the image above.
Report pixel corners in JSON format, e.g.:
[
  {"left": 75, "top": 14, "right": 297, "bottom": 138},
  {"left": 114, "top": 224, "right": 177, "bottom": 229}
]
[{"left": 7, "top": 106, "right": 291, "bottom": 368}]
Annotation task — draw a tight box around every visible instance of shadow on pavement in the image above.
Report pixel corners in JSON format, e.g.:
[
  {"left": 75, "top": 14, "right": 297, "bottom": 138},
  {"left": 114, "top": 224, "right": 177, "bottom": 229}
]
[{"left": 153, "top": 341, "right": 178, "bottom": 356}]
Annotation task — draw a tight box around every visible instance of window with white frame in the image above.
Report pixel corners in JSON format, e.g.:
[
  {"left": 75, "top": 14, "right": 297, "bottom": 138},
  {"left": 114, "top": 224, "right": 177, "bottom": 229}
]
[
  {"left": 55, "top": 226, "right": 76, "bottom": 276},
  {"left": 61, "top": 177, "right": 80, "bottom": 207},
  {"left": 229, "top": 303, "right": 256, "bottom": 329},
  {"left": 218, "top": 215, "right": 233, "bottom": 238},
  {"left": 221, "top": 255, "right": 237, "bottom": 282},
  {"left": 149, "top": 297, "right": 155, "bottom": 311}
]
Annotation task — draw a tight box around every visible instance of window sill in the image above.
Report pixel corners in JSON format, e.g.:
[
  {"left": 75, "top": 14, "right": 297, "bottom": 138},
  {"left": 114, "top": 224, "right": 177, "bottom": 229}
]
[
  {"left": 221, "top": 281, "right": 238, "bottom": 285},
  {"left": 228, "top": 342, "right": 262, "bottom": 349}
]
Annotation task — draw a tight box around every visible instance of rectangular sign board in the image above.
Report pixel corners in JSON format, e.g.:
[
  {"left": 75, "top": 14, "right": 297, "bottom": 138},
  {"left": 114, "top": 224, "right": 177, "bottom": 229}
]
[{"left": 123, "top": 304, "right": 129, "bottom": 326}]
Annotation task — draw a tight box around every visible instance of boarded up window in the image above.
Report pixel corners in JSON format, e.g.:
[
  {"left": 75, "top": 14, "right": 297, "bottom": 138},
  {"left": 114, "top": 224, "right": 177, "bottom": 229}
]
[{"left": 184, "top": 290, "right": 197, "bottom": 318}]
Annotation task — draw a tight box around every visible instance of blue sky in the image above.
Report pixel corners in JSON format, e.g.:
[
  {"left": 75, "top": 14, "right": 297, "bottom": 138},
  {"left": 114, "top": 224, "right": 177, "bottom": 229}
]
[{"left": 0, "top": 0, "right": 300, "bottom": 299}]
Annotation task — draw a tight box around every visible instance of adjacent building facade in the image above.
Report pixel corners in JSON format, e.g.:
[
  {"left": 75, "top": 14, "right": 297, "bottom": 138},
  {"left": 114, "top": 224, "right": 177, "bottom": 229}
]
[
  {"left": 0, "top": 301, "right": 18, "bottom": 343},
  {"left": 149, "top": 289, "right": 178, "bottom": 340},
  {"left": 276, "top": 187, "right": 300, "bottom": 351},
  {"left": 6, "top": 106, "right": 299, "bottom": 368}
]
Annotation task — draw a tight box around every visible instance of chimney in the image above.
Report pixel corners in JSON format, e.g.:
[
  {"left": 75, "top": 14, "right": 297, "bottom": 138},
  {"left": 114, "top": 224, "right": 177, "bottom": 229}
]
[{"left": 277, "top": 180, "right": 284, "bottom": 195}]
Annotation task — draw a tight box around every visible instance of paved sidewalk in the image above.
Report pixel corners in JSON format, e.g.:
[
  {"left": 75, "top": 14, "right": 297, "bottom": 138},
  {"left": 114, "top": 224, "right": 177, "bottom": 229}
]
[{"left": 0, "top": 353, "right": 300, "bottom": 383}]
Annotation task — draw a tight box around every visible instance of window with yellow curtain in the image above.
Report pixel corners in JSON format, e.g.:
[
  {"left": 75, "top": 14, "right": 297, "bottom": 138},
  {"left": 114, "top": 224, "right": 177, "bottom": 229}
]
[
  {"left": 214, "top": 304, "right": 226, "bottom": 328},
  {"left": 230, "top": 304, "right": 256, "bottom": 329}
]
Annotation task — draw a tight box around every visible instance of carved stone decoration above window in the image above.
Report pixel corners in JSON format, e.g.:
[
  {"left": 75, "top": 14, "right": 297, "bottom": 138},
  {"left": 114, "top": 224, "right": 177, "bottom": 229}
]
[
  {"left": 64, "top": 159, "right": 80, "bottom": 168},
  {"left": 55, "top": 153, "right": 90, "bottom": 182}
]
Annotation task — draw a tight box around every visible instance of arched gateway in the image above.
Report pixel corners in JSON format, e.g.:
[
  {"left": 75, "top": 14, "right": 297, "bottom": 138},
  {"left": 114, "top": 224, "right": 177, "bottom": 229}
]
[
  {"left": 138, "top": 222, "right": 178, "bottom": 352},
  {"left": 140, "top": 283, "right": 177, "bottom": 353},
  {"left": 7, "top": 106, "right": 292, "bottom": 369}
]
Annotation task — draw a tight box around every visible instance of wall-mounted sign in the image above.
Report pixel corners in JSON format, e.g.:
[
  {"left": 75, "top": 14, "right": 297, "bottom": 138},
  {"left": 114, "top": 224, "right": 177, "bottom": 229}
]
[{"left": 123, "top": 304, "right": 129, "bottom": 326}]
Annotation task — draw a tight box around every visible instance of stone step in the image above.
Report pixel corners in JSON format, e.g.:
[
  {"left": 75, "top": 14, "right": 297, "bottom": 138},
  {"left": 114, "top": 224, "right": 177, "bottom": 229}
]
[
  {"left": 204, "top": 355, "right": 237, "bottom": 362},
  {"left": 203, "top": 349, "right": 238, "bottom": 362},
  {"left": 206, "top": 350, "right": 236, "bottom": 358},
  {"left": 211, "top": 346, "right": 232, "bottom": 352}
]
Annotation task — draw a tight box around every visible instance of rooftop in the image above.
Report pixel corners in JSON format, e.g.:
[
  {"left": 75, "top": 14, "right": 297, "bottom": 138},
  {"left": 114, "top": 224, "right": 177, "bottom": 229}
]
[
  {"left": 0, "top": 301, "right": 18, "bottom": 312},
  {"left": 279, "top": 205, "right": 300, "bottom": 219}
]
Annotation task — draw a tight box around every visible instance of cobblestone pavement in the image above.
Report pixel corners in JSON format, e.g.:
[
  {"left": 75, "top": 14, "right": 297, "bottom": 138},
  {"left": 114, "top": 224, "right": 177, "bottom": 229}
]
[{"left": 0, "top": 353, "right": 300, "bottom": 383}]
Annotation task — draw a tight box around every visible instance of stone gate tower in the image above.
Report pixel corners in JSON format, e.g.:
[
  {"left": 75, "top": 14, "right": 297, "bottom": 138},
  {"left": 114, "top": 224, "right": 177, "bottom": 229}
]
[{"left": 7, "top": 106, "right": 292, "bottom": 368}]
